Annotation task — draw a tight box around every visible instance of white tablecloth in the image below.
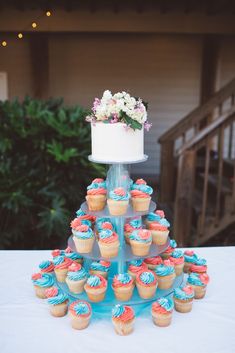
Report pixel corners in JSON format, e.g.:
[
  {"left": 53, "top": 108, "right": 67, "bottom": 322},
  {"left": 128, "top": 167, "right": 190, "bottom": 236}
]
[{"left": 0, "top": 247, "right": 235, "bottom": 353}]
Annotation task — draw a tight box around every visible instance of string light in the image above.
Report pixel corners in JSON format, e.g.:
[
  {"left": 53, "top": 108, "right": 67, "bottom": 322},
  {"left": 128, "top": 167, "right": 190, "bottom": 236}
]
[
  {"left": 31, "top": 22, "right": 37, "bottom": 29},
  {"left": 18, "top": 33, "right": 23, "bottom": 39},
  {"left": 1, "top": 40, "right": 7, "bottom": 47},
  {"left": 46, "top": 11, "right": 51, "bottom": 17}
]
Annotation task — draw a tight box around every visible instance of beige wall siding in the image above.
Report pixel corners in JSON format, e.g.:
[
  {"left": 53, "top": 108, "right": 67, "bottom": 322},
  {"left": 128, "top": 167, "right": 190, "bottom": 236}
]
[
  {"left": 49, "top": 33, "right": 201, "bottom": 174},
  {"left": 0, "top": 35, "right": 32, "bottom": 100}
]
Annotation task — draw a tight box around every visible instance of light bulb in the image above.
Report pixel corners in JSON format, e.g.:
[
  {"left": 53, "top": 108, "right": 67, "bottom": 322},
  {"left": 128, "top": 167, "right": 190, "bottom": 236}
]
[
  {"left": 18, "top": 33, "right": 23, "bottom": 39},
  {"left": 1, "top": 41, "right": 7, "bottom": 47},
  {"left": 46, "top": 11, "right": 51, "bottom": 17},
  {"left": 32, "top": 22, "right": 37, "bottom": 29}
]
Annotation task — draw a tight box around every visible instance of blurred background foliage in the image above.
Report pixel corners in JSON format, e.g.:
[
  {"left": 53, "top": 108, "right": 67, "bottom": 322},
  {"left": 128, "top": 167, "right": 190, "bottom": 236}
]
[{"left": 0, "top": 97, "right": 105, "bottom": 249}]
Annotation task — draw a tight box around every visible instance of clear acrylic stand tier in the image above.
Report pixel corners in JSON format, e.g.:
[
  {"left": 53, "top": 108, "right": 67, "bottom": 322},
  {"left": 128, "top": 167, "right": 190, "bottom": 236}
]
[{"left": 61, "top": 160, "right": 183, "bottom": 317}]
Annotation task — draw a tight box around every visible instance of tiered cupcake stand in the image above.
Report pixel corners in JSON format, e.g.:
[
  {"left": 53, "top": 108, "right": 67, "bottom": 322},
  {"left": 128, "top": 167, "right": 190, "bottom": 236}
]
[{"left": 57, "top": 158, "right": 183, "bottom": 318}]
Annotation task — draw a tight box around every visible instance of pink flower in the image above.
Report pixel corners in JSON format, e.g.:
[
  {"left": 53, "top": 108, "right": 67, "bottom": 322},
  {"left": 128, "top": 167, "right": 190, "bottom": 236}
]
[
  {"left": 99, "top": 260, "right": 111, "bottom": 268},
  {"left": 144, "top": 121, "right": 152, "bottom": 131},
  {"left": 68, "top": 262, "right": 82, "bottom": 272},
  {"left": 156, "top": 210, "right": 165, "bottom": 218},
  {"left": 138, "top": 229, "right": 151, "bottom": 240},
  {"left": 32, "top": 273, "right": 42, "bottom": 280},
  {"left": 51, "top": 249, "right": 61, "bottom": 257},
  {"left": 45, "top": 287, "right": 58, "bottom": 298}
]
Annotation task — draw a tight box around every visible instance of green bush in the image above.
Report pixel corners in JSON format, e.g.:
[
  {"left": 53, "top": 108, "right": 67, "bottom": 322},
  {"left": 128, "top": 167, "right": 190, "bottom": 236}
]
[{"left": 0, "top": 97, "right": 105, "bottom": 249}]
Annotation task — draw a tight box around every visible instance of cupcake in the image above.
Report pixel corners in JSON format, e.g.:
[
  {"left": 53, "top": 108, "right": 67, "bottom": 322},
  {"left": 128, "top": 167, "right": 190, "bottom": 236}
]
[
  {"left": 148, "top": 218, "right": 170, "bottom": 246},
  {"left": 124, "top": 218, "right": 142, "bottom": 244},
  {"left": 91, "top": 178, "right": 106, "bottom": 188},
  {"left": 89, "top": 260, "right": 111, "bottom": 279},
  {"left": 154, "top": 260, "right": 176, "bottom": 290},
  {"left": 69, "top": 300, "right": 92, "bottom": 330},
  {"left": 130, "top": 179, "right": 153, "bottom": 212},
  {"left": 169, "top": 250, "right": 185, "bottom": 276},
  {"left": 161, "top": 239, "right": 177, "bottom": 259},
  {"left": 189, "top": 258, "right": 207, "bottom": 274},
  {"left": 65, "top": 262, "right": 87, "bottom": 294},
  {"left": 145, "top": 210, "right": 165, "bottom": 228},
  {"left": 107, "top": 187, "right": 130, "bottom": 216},
  {"left": 71, "top": 217, "right": 92, "bottom": 236},
  {"left": 64, "top": 246, "right": 83, "bottom": 264},
  {"left": 136, "top": 270, "right": 157, "bottom": 299},
  {"left": 31, "top": 273, "right": 54, "bottom": 299},
  {"left": 86, "top": 180, "right": 107, "bottom": 211},
  {"left": 173, "top": 285, "right": 194, "bottom": 313},
  {"left": 39, "top": 260, "right": 54, "bottom": 274},
  {"left": 72, "top": 225, "right": 95, "bottom": 254},
  {"left": 45, "top": 287, "right": 68, "bottom": 317},
  {"left": 183, "top": 250, "right": 198, "bottom": 273},
  {"left": 151, "top": 297, "right": 174, "bottom": 327},
  {"left": 144, "top": 256, "right": 163, "bottom": 270},
  {"left": 112, "top": 304, "right": 135, "bottom": 336},
  {"left": 129, "top": 229, "right": 152, "bottom": 256},
  {"left": 98, "top": 229, "right": 120, "bottom": 258},
  {"left": 112, "top": 273, "right": 135, "bottom": 301},
  {"left": 187, "top": 273, "right": 210, "bottom": 299},
  {"left": 127, "top": 259, "right": 148, "bottom": 281},
  {"left": 95, "top": 218, "right": 113, "bottom": 238},
  {"left": 84, "top": 274, "right": 107, "bottom": 302},
  {"left": 53, "top": 255, "right": 72, "bottom": 282}
]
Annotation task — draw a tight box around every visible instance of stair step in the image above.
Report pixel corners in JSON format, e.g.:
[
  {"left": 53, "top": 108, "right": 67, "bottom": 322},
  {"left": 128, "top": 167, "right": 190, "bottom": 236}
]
[{"left": 198, "top": 173, "right": 233, "bottom": 195}]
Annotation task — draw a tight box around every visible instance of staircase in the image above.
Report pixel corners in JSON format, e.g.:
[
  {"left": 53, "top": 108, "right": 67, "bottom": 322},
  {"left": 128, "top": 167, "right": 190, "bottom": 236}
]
[{"left": 158, "top": 78, "right": 235, "bottom": 246}]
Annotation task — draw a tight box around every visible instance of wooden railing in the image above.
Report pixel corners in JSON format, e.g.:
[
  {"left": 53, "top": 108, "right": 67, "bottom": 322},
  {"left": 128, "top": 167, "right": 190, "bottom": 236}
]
[
  {"left": 158, "top": 78, "right": 235, "bottom": 246},
  {"left": 158, "top": 77, "right": 235, "bottom": 203}
]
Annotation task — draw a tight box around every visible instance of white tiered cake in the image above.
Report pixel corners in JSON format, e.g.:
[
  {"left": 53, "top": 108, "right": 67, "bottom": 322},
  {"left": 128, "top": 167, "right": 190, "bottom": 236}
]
[{"left": 91, "top": 122, "right": 144, "bottom": 163}]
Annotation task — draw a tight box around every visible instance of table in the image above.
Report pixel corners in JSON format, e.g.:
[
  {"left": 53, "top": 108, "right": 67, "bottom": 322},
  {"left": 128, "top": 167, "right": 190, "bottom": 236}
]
[{"left": 0, "top": 247, "right": 235, "bottom": 353}]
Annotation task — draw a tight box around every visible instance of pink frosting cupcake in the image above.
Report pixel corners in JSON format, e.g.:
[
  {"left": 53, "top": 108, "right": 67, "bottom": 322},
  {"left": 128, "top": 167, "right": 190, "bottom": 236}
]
[{"left": 112, "top": 273, "right": 135, "bottom": 301}]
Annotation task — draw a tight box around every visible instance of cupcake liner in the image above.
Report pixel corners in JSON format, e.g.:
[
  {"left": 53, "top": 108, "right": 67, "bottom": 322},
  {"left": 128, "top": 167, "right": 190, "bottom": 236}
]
[
  {"left": 151, "top": 229, "right": 169, "bottom": 245},
  {"left": 174, "top": 262, "right": 184, "bottom": 276},
  {"left": 129, "top": 240, "right": 151, "bottom": 256},
  {"left": 34, "top": 285, "right": 52, "bottom": 299},
  {"left": 152, "top": 311, "right": 172, "bottom": 327},
  {"left": 112, "top": 318, "right": 134, "bottom": 336},
  {"left": 131, "top": 197, "right": 151, "bottom": 212},
  {"left": 174, "top": 298, "right": 193, "bottom": 313},
  {"left": 86, "top": 194, "right": 106, "bottom": 211},
  {"left": 188, "top": 284, "right": 207, "bottom": 299},
  {"left": 65, "top": 277, "right": 87, "bottom": 294},
  {"left": 98, "top": 240, "right": 119, "bottom": 258},
  {"left": 136, "top": 282, "right": 157, "bottom": 299},
  {"left": 107, "top": 199, "right": 128, "bottom": 216},
  {"left": 157, "top": 273, "right": 176, "bottom": 290},
  {"left": 73, "top": 236, "right": 95, "bottom": 254},
  {"left": 89, "top": 269, "right": 108, "bottom": 279},
  {"left": 69, "top": 312, "right": 91, "bottom": 330},
  {"left": 112, "top": 285, "right": 134, "bottom": 301},
  {"left": 54, "top": 268, "right": 68, "bottom": 283},
  {"left": 84, "top": 285, "right": 107, "bottom": 302},
  {"left": 49, "top": 301, "right": 68, "bottom": 317}
]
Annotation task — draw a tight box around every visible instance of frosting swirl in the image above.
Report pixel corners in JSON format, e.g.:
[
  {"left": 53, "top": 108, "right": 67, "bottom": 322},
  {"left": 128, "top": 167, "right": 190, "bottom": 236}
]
[
  {"left": 31, "top": 273, "right": 54, "bottom": 287},
  {"left": 131, "top": 179, "right": 153, "bottom": 197},
  {"left": 99, "top": 229, "right": 119, "bottom": 243},
  {"left": 76, "top": 209, "right": 95, "bottom": 222},
  {"left": 163, "top": 239, "right": 177, "bottom": 254},
  {"left": 187, "top": 273, "right": 210, "bottom": 287},
  {"left": 39, "top": 260, "right": 54, "bottom": 273},
  {"left": 174, "top": 285, "right": 194, "bottom": 300},
  {"left": 152, "top": 297, "right": 174, "bottom": 314},
  {"left": 67, "top": 263, "right": 87, "bottom": 281},
  {"left": 170, "top": 250, "right": 184, "bottom": 265},
  {"left": 112, "top": 305, "right": 134, "bottom": 322},
  {"left": 90, "top": 260, "right": 111, "bottom": 272},
  {"left": 128, "top": 259, "right": 148, "bottom": 273},
  {"left": 125, "top": 218, "right": 142, "bottom": 232},
  {"left": 87, "top": 182, "right": 107, "bottom": 196},
  {"left": 144, "top": 256, "right": 163, "bottom": 266},
  {"left": 190, "top": 258, "right": 207, "bottom": 273},
  {"left": 136, "top": 270, "right": 157, "bottom": 286},
  {"left": 112, "top": 273, "right": 133, "bottom": 288},
  {"left": 109, "top": 187, "right": 130, "bottom": 201},
  {"left": 129, "top": 229, "right": 152, "bottom": 243},
  {"left": 184, "top": 250, "right": 198, "bottom": 263},
  {"left": 155, "top": 260, "right": 175, "bottom": 276},
  {"left": 45, "top": 287, "right": 68, "bottom": 305},
  {"left": 86, "top": 274, "right": 107, "bottom": 289},
  {"left": 69, "top": 300, "right": 91, "bottom": 317},
  {"left": 72, "top": 225, "right": 94, "bottom": 239},
  {"left": 53, "top": 255, "right": 72, "bottom": 269}
]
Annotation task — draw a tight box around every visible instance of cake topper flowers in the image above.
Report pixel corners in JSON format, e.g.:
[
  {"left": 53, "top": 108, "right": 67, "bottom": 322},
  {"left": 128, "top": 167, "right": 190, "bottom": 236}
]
[{"left": 86, "top": 90, "right": 151, "bottom": 131}]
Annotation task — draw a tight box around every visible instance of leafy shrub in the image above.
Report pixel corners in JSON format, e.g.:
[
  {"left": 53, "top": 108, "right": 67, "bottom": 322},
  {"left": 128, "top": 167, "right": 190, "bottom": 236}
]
[{"left": 0, "top": 97, "right": 105, "bottom": 249}]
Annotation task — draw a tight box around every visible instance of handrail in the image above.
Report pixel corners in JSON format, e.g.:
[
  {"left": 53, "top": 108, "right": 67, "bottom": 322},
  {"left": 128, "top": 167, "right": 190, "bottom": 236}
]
[
  {"left": 158, "top": 77, "right": 235, "bottom": 143},
  {"left": 177, "top": 106, "right": 235, "bottom": 155}
]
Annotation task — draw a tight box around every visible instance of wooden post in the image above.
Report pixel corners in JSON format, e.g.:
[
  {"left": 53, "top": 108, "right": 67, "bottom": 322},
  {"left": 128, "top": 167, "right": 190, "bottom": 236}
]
[
  {"left": 29, "top": 33, "right": 49, "bottom": 99},
  {"left": 159, "top": 140, "right": 175, "bottom": 202},
  {"left": 173, "top": 150, "right": 196, "bottom": 246}
]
